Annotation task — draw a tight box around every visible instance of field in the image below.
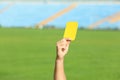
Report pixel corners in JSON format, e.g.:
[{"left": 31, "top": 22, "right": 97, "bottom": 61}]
[{"left": 0, "top": 28, "right": 120, "bottom": 80}]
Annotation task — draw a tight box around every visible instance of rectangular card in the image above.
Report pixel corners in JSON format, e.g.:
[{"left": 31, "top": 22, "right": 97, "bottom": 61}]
[{"left": 63, "top": 22, "right": 78, "bottom": 41}]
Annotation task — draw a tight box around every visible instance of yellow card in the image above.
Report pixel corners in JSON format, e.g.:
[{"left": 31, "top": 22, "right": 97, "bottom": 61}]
[{"left": 63, "top": 22, "right": 78, "bottom": 41}]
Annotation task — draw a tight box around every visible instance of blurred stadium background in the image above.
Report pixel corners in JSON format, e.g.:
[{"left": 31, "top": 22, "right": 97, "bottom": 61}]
[
  {"left": 0, "top": 0, "right": 120, "bottom": 29},
  {"left": 0, "top": 0, "right": 120, "bottom": 80}
]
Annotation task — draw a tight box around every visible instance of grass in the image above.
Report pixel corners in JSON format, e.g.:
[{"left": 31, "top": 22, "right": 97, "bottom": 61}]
[{"left": 0, "top": 28, "right": 120, "bottom": 80}]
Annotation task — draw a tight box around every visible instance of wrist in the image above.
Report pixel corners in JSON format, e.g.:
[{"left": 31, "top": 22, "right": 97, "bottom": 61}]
[{"left": 56, "top": 56, "right": 64, "bottom": 62}]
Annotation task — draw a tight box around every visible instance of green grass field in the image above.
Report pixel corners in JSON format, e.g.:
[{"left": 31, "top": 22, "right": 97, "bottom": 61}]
[{"left": 0, "top": 28, "right": 120, "bottom": 80}]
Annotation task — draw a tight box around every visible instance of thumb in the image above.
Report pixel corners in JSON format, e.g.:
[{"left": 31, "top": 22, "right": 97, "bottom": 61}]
[{"left": 66, "top": 38, "right": 71, "bottom": 44}]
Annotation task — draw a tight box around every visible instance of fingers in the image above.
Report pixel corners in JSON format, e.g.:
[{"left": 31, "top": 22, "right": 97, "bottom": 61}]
[
  {"left": 57, "top": 39, "right": 66, "bottom": 47},
  {"left": 57, "top": 38, "right": 70, "bottom": 45},
  {"left": 57, "top": 38, "right": 71, "bottom": 49},
  {"left": 56, "top": 38, "right": 70, "bottom": 58}
]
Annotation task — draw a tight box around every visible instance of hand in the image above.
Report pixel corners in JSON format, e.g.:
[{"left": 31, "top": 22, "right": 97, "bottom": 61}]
[{"left": 56, "top": 38, "right": 71, "bottom": 60}]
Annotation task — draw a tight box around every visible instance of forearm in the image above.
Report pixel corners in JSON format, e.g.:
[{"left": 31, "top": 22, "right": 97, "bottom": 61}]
[{"left": 54, "top": 57, "right": 66, "bottom": 80}]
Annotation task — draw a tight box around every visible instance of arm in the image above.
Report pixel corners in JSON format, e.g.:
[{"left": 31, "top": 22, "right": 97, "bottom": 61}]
[{"left": 54, "top": 39, "right": 71, "bottom": 80}]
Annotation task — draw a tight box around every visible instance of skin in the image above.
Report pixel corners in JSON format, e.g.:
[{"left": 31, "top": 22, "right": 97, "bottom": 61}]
[{"left": 54, "top": 38, "right": 71, "bottom": 80}]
